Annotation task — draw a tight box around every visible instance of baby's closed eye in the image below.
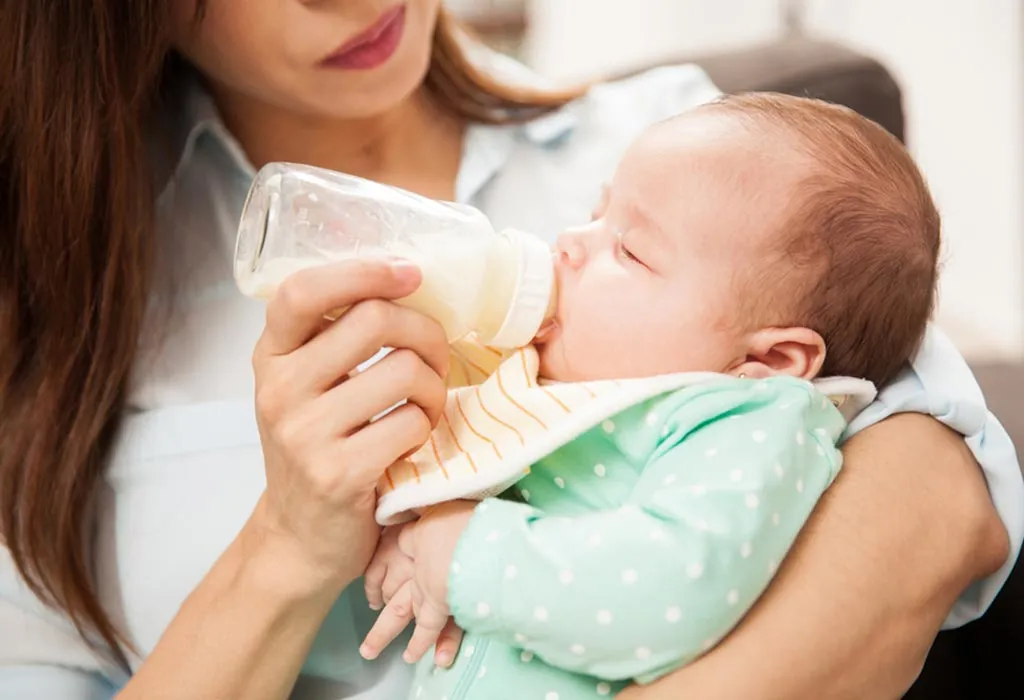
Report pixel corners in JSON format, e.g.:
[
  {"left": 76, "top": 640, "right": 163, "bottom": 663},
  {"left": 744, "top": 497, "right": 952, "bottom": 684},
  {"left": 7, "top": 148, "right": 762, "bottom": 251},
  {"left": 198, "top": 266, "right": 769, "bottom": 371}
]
[{"left": 616, "top": 230, "right": 648, "bottom": 269}]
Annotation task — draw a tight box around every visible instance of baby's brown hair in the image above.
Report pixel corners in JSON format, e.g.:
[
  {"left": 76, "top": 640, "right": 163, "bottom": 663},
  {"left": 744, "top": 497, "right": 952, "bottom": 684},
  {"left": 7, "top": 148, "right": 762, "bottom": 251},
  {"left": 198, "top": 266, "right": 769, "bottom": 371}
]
[{"left": 705, "top": 93, "right": 940, "bottom": 387}]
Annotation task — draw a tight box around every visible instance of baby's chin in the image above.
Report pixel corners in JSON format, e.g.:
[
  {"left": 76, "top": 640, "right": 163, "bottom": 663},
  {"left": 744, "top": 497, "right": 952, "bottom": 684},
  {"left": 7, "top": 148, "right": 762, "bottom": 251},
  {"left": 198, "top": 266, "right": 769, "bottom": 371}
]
[
  {"left": 535, "top": 337, "right": 573, "bottom": 382},
  {"left": 534, "top": 326, "right": 640, "bottom": 382},
  {"left": 535, "top": 328, "right": 621, "bottom": 383}
]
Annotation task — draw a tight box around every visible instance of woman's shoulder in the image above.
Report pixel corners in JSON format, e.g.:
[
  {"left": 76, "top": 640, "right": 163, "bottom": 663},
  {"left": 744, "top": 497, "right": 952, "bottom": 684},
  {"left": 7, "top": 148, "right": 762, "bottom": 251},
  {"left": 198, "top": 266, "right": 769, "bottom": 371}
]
[
  {"left": 466, "top": 63, "right": 722, "bottom": 237},
  {"left": 571, "top": 63, "right": 723, "bottom": 131},
  {"left": 471, "top": 44, "right": 721, "bottom": 130}
]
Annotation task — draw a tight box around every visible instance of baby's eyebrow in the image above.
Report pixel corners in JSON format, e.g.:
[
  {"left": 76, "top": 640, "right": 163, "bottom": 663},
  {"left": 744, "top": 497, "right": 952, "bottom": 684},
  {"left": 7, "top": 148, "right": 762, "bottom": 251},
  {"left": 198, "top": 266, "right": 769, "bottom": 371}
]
[{"left": 627, "top": 200, "right": 671, "bottom": 250}]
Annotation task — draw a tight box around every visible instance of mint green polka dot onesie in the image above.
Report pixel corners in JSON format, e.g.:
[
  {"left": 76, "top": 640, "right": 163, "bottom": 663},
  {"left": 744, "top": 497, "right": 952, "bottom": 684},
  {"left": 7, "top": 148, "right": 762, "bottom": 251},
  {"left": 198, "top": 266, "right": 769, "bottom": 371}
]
[{"left": 408, "top": 376, "right": 846, "bottom": 700}]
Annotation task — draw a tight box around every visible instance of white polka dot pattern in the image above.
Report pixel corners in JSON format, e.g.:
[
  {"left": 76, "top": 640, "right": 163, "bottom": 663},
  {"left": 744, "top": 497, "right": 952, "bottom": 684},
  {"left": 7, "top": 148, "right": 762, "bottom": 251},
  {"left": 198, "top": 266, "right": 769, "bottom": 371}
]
[{"left": 437, "top": 379, "right": 843, "bottom": 695}]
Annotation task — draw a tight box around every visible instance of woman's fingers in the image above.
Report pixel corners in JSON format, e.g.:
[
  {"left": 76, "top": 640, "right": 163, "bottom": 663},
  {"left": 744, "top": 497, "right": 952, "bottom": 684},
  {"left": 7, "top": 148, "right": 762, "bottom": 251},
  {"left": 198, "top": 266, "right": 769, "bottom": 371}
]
[
  {"left": 257, "top": 259, "right": 421, "bottom": 358},
  {"left": 254, "top": 300, "right": 450, "bottom": 421},
  {"left": 360, "top": 582, "right": 416, "bottom": 661},
  {"left": 433, "top": 618, "right": 464, "bottom": 668},
  {"left": 248, "top": 259, "right": 456, "bottom": 591},
  {"left": 296, "top": 299, "right": 450, "bottom": 393},
  {"left": 314, "top": 349, "right": 447, "bottom": 433},
  {"left": 329, "top": 403, "right": 433, "bottom": 486}
]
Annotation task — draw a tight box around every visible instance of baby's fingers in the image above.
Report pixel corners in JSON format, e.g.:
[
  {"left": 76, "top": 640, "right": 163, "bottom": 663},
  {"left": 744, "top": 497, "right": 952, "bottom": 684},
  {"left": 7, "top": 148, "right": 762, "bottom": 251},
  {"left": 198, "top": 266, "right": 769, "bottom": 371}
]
[
  {"left": 402, "top": 601, "right": 450, "bottom": 664},
  {"left": 360, "top": 583, "right": 415, "bottom": 660},
  {"left": 363, "top": 555, "right": 388, "bottom": 611},
  {"left": 433, "top": 618, "right": 464, "bottom": 668}
]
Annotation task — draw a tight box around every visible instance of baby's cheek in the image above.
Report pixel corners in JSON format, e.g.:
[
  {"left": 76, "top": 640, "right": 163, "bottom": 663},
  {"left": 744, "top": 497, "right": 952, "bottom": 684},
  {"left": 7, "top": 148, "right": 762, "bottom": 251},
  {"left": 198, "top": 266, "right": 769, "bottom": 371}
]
[
  {"left": 566, "top": 305, "right": 609, "bottom": 351},
  {"left": 570, "top": 317, "right": 629, "bottom": 374}
]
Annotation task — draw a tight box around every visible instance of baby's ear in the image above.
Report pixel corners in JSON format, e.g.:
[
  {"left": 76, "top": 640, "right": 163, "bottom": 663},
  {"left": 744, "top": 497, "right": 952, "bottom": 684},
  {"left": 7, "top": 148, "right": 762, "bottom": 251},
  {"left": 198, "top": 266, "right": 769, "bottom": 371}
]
[{"left": 729, "top": 327, "right": 826, "bottom": 381}]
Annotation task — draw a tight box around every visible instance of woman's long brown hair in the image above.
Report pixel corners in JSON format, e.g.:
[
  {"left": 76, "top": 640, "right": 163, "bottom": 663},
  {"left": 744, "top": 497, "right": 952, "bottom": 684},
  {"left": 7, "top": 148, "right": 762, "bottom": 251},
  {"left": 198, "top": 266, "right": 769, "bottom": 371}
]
[{"left": 0, "top": 3, "right": 584, "bottom": 657}]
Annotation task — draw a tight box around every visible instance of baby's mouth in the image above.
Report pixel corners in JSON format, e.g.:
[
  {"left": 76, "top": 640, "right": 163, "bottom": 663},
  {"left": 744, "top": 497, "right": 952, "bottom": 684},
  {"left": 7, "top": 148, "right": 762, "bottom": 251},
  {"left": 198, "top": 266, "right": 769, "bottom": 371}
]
[{"left": 533, "top": 318, "right": 559, "bottom": 344}]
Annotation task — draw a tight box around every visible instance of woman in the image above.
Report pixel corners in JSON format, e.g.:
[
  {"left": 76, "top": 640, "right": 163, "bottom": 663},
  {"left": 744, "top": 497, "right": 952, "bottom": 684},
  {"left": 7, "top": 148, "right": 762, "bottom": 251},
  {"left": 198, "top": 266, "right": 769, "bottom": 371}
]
[{"left": 0, "top": 1, "right": 1018, "bottom": 698}]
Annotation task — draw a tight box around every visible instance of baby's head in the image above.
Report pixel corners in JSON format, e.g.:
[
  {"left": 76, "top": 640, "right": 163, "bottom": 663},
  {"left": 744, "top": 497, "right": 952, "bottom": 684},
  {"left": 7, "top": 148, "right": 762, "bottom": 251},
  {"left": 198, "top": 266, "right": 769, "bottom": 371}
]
[{"left": 537, "top": 93, "right": 939, "bottom": 387}]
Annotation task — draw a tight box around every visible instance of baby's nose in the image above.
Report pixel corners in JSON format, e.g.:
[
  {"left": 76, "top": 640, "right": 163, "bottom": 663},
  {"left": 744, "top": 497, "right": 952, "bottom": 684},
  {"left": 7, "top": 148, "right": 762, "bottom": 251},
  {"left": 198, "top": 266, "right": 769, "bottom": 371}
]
[{"left": 555, "top": 229, "right": 587, "bottom": 269}]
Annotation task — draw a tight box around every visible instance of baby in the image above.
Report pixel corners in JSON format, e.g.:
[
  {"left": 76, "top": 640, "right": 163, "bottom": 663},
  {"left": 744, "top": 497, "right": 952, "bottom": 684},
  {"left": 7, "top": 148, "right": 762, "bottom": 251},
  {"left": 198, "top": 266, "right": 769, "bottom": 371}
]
[{"left": 359, "top": 93, "right": 940, "bottom": 700}]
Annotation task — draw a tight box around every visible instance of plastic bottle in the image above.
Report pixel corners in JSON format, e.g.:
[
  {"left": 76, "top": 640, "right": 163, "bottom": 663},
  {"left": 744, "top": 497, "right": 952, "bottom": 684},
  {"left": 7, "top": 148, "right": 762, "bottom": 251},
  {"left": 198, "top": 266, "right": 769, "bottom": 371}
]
[{"left": 234, "top": 163, "right": 555, "bottom": 348}]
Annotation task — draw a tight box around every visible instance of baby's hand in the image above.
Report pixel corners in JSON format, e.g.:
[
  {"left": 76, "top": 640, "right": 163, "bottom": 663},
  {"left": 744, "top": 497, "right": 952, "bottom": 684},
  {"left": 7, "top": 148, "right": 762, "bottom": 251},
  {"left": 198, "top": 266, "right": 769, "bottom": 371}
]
[
  {"left": 359, "top": 501, "right": 478, "bottom": 666},
  {"left": 363, "top": 525, "right": 414, "bottom": 612}
]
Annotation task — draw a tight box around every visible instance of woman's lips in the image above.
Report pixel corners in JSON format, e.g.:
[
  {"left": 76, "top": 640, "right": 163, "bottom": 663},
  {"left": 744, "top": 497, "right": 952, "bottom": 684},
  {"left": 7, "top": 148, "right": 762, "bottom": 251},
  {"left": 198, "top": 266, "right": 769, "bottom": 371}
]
[{"left": 321, "top": 5, "right": 406, "bottom": 71}]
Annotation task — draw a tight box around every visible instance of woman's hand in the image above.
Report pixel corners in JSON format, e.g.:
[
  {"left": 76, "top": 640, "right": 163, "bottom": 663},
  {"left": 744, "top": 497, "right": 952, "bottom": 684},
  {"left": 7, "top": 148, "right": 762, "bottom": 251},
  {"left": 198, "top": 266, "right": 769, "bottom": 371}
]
[
  {"left": 250, "top": 258, "right": 450, "bottom": 594},
  {"left": 618, "top": 414, "right": 1008, "bottom": 700}
]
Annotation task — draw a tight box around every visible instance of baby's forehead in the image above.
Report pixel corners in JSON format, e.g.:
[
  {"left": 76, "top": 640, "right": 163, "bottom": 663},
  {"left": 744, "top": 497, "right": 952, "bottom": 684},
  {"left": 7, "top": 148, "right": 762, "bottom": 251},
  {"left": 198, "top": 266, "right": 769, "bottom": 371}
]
[
  {"left": 621, "top": 114, "right": 807, "bottom": 207},
  {"left": 628, "top": 109, "right": 806, "bottom": 174},
  {"left": 616, "top": 113, "right": 811, "bottom": 253}
]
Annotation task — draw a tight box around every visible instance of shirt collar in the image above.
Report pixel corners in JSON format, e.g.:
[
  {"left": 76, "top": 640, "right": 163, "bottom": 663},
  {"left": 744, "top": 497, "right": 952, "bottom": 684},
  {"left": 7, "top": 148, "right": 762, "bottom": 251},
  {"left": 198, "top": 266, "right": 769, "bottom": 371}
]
[
  {"left": 159, "top": 52, "right": 579, "bottom": 205},
  {"left": 162, "top": 77, "right": 256, "bottom": 182}
]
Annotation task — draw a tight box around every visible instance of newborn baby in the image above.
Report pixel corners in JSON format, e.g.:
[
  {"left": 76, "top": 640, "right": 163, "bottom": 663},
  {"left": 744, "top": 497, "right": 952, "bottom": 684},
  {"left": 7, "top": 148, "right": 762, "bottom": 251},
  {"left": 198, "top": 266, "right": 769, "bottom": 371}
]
[{"left": 360, "top": 92, "right": 939, "bottom": 700}]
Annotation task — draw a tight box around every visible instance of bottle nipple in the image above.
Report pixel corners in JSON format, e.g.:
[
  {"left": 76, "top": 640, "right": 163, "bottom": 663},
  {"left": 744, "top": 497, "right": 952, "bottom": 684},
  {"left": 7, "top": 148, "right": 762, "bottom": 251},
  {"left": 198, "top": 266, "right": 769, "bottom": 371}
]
[{"left": 484, "top": 229, "right": 557, "bottom": 349}]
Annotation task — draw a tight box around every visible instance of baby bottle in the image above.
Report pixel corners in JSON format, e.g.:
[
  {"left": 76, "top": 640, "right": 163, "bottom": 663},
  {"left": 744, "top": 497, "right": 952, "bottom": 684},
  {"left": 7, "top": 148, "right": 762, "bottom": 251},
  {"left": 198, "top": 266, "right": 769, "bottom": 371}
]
[{"left": 234, "top": 163, "right": 555, "bottom": 349}]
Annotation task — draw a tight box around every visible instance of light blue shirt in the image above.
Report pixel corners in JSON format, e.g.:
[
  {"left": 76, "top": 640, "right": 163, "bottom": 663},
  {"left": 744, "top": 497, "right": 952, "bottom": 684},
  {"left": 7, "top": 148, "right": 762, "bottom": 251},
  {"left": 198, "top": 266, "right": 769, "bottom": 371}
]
[{"left": 1, "top": 59, "right": 1021, "bottom": 699}]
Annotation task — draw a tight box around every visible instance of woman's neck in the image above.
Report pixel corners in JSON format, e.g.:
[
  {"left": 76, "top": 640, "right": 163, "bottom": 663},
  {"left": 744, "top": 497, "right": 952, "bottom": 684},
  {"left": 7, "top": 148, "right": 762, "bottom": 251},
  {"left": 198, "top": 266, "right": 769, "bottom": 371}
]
[{"left": 211, "top": 85, "right": 465, "bottom": 201}]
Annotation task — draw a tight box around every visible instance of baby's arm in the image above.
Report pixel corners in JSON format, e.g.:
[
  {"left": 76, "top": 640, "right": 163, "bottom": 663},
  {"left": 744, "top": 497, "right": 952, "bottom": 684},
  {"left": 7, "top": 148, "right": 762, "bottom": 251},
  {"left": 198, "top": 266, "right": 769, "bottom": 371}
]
[{"left": 447, "top": 379, "right": 846, "bottom": 683}]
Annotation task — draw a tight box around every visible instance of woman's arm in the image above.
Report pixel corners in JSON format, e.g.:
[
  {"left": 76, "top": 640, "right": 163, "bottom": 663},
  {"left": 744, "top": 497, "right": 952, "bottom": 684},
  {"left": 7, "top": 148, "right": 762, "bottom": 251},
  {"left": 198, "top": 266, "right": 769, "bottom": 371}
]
[{"left": 619, "top": 413, "right": 1008, "bottom": 700}]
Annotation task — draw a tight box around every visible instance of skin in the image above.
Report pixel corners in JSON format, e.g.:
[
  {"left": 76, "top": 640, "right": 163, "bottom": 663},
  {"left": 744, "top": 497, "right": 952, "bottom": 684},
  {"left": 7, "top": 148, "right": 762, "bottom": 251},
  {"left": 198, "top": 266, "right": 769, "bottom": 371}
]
[
  {"left": 538, "top": 114, "right": 825, "bottom": 383},
  {"left": 170, "top": 0, "right": 463, "bottom": 197},
  {"left": 114, "top": 1, "right": 1010, "bottom": 698}
]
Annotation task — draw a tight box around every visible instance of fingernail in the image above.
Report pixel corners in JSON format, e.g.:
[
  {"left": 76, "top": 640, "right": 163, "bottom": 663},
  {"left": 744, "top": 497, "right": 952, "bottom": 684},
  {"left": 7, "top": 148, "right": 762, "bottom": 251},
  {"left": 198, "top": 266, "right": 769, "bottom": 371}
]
[
  {"left": 368, "top": 602, "right": 382, "bottom": 611},
  {"left": 435, "top": 650, "right": 452, "bottom": 667},
  {"left": 402, "top": 650, "right": 416, "bottom": 664},
  {"left": 390, "top": 259, "right": 420, "bottom": 283},
  {"left": 359, "top": 644, "right": 377, "bottom": 660}
]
